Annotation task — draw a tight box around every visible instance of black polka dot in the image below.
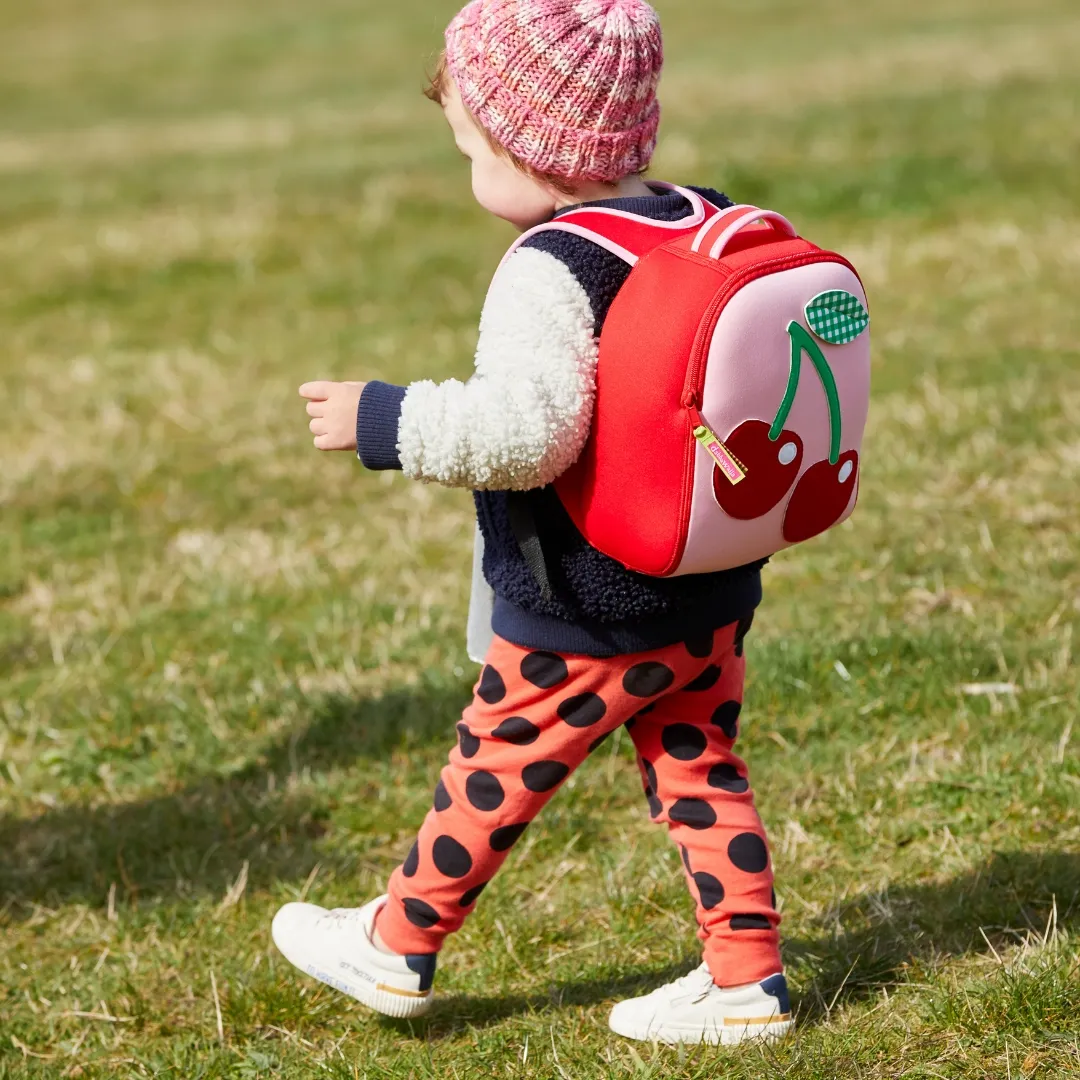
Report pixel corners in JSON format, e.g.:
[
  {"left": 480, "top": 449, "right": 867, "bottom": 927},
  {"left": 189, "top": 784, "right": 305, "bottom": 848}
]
[
  {"left": 711, "top": 701, "right": 742, "bottom": 740},
  {"left": 588, "top": 731, "right": 612, "bottom": 754},
  {"left": 520, "top": 651, "right": 569, "bottom": 689},
  {"left": 558, "top": 692, "right": 607, "bottom": 728},
  {"left": 623, "top": 662, "right": 676, "bottom": 698},
  {"left": 669, "top": 798, "right": 717, "bottom": 830},
  {"left": 465, "top": 770, "right": 505, "bottom": 811},
  {"left": 728, "top": 833, "right": 769, "bottom": 873},
  {"left": 685, "top": 631, "right": 714, "bottom": 659},
  {"left": 731, "top": 913, "right": 772, "bottom": 931},
  {"left": 459, "top": 881, "right": 488, "bottom": 908},
  {"left": 522, "top": 760, "right": 570, "bottom": 792},
  {"left": 708, "top": 763, "right": 750, "bottom": 793},
  {"left": 402, "top": 842, "right": 419, "bottom": 878},
  {"left": 694, "top": 871, "right": 725, "bottom": 910},
  {"left": 661, "top": 723, "right": 707, "bottom": 761},
  {"left": 646, "top": 790, "right": 663, "bottom": 819},
  {"left": 432, "top": 835, "right": 473, "bottom": 879},
  {"left": 684, "top": 665, "right": 722, "bottom": 693},
  {"left": 492, "top": 716, "right": 540, "bottom": 745},
  {"left": 641, "top": 758, "right": 658, "bottom": 793},
  {"left": 457, "top": 723, "right": 480, "bottom": 759},
  {"left": 403, "top": 898, "right": 440, "bottom": 929},
  {"left": 680, "top": 845, "right": 692, "bottom": 874},
  {"left": 489, "top": 822, "right": 529, "bottom": 852},
  {"left": 477, "top": 665, "right": 506, "bottom": 705},
  {"left": 433, "top": 780, "right": 452, "bottom": 811}
]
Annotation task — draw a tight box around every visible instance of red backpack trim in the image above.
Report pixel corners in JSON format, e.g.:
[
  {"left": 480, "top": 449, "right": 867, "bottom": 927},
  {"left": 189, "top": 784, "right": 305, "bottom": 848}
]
[{"left": 499, "top": 183, "right": 726, "bottom": 270}]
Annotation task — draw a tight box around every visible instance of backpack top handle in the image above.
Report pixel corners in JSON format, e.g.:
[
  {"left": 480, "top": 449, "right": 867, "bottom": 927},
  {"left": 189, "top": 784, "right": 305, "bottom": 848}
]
[{"left": 690, "top": 206, "right": 798, "bottom": 261}]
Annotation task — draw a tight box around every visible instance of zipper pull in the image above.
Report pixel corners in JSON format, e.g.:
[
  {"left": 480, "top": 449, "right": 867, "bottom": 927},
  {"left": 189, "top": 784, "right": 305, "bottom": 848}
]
[{"left": 693, "top": 420, "right": 748, "bottom": 486}]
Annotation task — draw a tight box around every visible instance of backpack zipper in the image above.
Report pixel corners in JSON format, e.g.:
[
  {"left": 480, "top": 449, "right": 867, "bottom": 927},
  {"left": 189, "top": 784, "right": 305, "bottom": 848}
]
[{"left": 690, "top": 413, "right": 747, "bottom": 486}]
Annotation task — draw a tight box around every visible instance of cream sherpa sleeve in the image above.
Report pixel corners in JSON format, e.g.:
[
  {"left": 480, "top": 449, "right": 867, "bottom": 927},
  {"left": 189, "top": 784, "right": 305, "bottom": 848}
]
[{"left": 395, "top": 246, "right": 599, "bottom": 491}]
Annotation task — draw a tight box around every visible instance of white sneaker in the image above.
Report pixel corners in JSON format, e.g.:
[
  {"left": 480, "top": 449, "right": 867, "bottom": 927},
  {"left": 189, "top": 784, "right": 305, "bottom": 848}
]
[
  {"left": 608, "top": 964, "right": 793, "bottom": 1045},
  {"left": 271, "top": 896, "right": 435, "bottom": 1019}
]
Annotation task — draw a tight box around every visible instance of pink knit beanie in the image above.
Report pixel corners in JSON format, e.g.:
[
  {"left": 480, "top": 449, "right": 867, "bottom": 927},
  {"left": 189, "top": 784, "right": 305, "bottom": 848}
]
[{"left": 445, "top": 0, "right": 663, "bottom": 184}]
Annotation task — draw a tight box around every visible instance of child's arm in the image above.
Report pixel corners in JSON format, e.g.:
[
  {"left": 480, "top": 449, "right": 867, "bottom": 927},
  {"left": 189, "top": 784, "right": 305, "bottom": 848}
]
[{"left": 358, "top": 246, "right": 599, "bottom": 491}]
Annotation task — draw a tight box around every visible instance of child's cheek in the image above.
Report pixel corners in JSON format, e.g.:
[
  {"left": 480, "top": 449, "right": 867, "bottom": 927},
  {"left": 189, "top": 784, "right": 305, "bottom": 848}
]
[{"left": 472, "top": 160, "right": 554, "bottom": 232}]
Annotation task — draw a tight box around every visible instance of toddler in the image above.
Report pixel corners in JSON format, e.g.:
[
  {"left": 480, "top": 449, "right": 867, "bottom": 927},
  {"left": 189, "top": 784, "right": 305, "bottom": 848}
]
[{"left": 273, "top": 0, "right": 791, "bottom": 1045}]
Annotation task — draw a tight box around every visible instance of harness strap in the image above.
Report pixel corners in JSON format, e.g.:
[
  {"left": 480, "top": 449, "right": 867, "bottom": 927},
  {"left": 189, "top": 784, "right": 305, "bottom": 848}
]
[{"left": 506, "top": 492, "right": 554, "bottom": 602}]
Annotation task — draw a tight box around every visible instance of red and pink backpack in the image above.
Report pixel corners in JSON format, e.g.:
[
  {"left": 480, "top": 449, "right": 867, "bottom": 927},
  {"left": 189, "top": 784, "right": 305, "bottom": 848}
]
[{"left": 505, "top": 183, "right": 871, "bottom": 578}]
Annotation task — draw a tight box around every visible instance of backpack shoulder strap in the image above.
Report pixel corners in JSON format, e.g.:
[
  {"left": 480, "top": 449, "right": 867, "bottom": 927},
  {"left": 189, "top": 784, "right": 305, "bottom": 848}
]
[{"left": 497, "top": 184, "right": 726, "bottom": 271}]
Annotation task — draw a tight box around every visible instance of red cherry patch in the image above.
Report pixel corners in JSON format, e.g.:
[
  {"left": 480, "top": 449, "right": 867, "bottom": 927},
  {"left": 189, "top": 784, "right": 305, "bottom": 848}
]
[
  {"left": 783, "top": 451, "right": 859, "bottom": 543},
  {"left": 713, "top": 420, "right": 803, "bottom": 520}
]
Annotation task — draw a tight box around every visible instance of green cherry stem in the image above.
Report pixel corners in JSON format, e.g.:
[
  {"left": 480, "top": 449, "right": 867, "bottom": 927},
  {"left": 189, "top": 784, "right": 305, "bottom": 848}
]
[
  {"left": 791, "top": 322, "right": 842, "bottom": 465},
  {"left": 771, "top": 321, "right": 843, "bottom": 465},
  {"left": 768, "top": 336, "right": 801, "bottom": 445}
]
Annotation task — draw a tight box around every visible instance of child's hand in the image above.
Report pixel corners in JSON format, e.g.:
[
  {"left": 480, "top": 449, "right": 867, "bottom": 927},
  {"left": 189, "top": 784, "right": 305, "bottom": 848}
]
[{"left": 299, "top": 381, "right": 367, "bottom": 451}]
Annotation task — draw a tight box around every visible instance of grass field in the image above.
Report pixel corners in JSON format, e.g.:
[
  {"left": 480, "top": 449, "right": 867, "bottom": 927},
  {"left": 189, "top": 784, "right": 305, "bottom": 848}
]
[{"left": 2, "top": 0, "right": 1079, "bottom": 1075}]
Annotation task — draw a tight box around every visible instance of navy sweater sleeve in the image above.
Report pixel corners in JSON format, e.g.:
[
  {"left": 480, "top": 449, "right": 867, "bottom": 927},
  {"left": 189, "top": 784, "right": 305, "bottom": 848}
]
[{"left": 357, "top": 380, "right": 407, "bottom": 471}]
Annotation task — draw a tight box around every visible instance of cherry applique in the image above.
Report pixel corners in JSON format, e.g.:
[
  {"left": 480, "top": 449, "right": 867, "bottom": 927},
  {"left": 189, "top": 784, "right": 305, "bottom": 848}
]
[
  {"left": 773, "top": 321, "right": 858, "bottom": 541},
  {"left": 783, "top": 450, "right": 859, "bottom": 542},
  {"left": 709, "top": 316, "right": 860, "bottom": 542},
  {"left": 712, "top": 420, "right": 803, "bottom": 519}
]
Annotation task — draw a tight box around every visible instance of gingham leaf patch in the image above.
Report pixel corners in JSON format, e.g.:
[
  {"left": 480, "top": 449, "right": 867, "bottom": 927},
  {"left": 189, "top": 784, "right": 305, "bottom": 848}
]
[{"left": 804, "top": 290, "right": 869, "bottom": 345}]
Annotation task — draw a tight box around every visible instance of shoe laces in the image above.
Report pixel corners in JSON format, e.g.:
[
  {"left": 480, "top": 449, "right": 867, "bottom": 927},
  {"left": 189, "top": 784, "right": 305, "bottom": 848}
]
[
  {"left": 317, "top": 908, "right": 367, "bottom": 933},
  {"left": 658, "top": 963, "right": 716, "bottom": 1003}
]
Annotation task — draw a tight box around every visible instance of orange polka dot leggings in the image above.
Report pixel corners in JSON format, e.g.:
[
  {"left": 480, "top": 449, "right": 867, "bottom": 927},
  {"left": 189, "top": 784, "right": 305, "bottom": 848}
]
[{"left": 376, "top": 617, "right": 782, "bottom": 988}]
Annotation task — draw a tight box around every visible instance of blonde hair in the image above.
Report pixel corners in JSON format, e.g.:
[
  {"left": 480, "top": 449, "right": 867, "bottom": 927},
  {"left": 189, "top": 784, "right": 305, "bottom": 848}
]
[{"left": 425, "top": 51, "right": 578, "bottom": 197}]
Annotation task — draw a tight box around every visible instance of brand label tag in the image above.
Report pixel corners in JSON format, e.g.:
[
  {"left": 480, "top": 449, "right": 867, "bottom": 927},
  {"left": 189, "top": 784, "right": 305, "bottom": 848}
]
[{"left": 694, "top": 425, "right": 747, "bottom": 485}]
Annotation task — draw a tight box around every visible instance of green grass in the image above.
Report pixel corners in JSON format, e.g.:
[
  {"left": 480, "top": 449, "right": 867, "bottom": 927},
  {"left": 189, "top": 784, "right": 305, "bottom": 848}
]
[{"left": 2, "top": 0, "right": 1079, "bottom": 1075}]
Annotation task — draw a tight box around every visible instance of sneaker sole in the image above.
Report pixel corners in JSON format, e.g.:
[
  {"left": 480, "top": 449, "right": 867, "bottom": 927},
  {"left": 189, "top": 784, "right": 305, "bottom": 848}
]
[
  {"left": 303, "top": 963, "right": 433, "bottom": 1020},
  {"left": 609, "top": 1012, "right": 793, "bottom": 1046},
  {"left": 274, "top": 941, "right": 432, "bottom": 1020}
]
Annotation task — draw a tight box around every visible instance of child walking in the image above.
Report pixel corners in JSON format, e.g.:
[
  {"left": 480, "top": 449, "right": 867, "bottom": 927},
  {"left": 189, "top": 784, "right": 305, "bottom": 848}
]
[{"left": 273, "top": 0, "right": 804, "bottom": 1045}]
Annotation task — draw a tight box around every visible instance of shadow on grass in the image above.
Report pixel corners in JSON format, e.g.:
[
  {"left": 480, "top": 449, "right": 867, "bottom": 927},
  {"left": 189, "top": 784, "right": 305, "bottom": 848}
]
[
  {"left": 0, "top": 679, "right": 470, "bottom": 917},
  {"left": 3, "top": 680, "right": 1079, "bottom": 1042},
  {"left": 385, "top": 851, "right": 1080, "bottom": 1038},
  {"left": 381, "top": 960, "right": 695, "bottom": 1039},
  {"left": 390, "top": 851, "right": 1080, "bottom": 1037},
  {"left": 785, "top": 849, "right": 1080, "bottom": 1024}
]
